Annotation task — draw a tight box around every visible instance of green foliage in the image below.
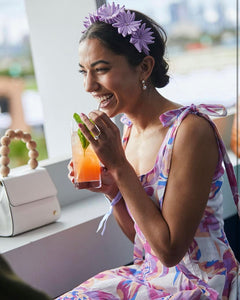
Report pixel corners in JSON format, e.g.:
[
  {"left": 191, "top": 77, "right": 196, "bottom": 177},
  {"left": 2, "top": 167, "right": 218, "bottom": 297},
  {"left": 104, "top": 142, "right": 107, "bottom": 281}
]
[
  {"left": 24, "top": 77, "right": 38, "bottom": 90},
  {"left": 8, "top": 140, "right": 28, "bottom": 168},
  {"left": 8, "top": 132, "right": 48, "bottom": 169},
  {"left": 0, "top": 69, "right": 35, "bottom": 78}
]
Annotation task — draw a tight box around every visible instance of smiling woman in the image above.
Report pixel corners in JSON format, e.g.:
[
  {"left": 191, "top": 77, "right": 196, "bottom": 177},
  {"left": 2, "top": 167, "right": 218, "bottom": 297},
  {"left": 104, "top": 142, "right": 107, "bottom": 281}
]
[
  {"left": 57, "top": 2, "right": 239, "bottom": 299},
  {"left": 0, "top": 0, "right": 238, "bottom": 299},
  {"left": 78, "top": 38, "right": 147, "bottom": 117},
  {"left": 22, "top": 0, "right": 237, "bottom": 159}
]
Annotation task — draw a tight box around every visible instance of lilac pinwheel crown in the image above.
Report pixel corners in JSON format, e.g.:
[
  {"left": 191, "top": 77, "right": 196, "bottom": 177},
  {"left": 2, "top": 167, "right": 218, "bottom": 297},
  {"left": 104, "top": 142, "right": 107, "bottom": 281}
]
[{"left": 83, "top": 2, "right": 155, "bottom": 55}]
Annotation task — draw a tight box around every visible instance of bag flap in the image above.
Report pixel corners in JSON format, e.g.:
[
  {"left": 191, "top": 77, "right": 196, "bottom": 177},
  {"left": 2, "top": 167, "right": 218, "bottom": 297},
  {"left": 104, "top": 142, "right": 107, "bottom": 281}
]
[{"left": 1, "top": 167, "right": 57, "bottom": 207}]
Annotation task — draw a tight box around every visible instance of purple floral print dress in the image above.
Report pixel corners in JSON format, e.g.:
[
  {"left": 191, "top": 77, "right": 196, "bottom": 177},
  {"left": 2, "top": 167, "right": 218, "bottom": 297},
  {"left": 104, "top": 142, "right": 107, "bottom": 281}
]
[{"left": 57, "top": 104, "right": 240, "bottom": 300}]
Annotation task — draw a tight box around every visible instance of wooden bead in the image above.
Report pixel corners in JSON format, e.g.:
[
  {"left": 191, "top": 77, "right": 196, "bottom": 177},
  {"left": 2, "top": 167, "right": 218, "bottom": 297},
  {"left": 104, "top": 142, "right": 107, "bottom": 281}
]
[
  {"left": 22, "top": 133, "right": 31, "bottom": 143},
  {"left": 26, "top": 140, "right": 37, "bottom": 150},
  {"left": 0, "top": 156, "right": 10, "bottom": 166},
  {"left": 0, "top": 165, "right": 10, "bottom": 177},
  {"left": 15, "top": 129, "right": 24, "bottom": 139},
  {"left": 28, "top": 159, "right": 38, "bottom": 169},
  {"left": 0, "top": 146, "right": 10, "bottom": 156},
  {"left": 5, "top": 129, "right": 15, "bottom": 139},
  {"left": 0, "top": 136, "right": 10, "bottom": 146},
  {"left": 28, "top": 149, "right": 39, "bottom": 159}
]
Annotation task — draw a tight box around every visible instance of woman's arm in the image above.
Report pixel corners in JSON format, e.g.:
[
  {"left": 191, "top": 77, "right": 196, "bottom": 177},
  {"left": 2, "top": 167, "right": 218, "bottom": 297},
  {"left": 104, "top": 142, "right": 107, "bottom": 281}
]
[
  {"left": 110, "top": 115, "right": 219, "bottom": 267},
  {"left": 112, "top": 198, "right": 135, "bottom": 243}
]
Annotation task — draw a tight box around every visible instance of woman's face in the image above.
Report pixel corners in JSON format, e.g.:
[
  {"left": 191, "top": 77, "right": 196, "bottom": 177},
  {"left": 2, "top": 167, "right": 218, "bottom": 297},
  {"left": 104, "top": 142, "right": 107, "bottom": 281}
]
[{"left": 78, "top": 38, "right": 142, "bottom": 117}]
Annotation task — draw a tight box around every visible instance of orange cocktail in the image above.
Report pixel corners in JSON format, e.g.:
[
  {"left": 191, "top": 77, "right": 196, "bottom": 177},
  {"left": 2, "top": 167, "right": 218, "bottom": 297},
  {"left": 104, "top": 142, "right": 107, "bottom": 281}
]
[{"left": 71, "top": 131, "right": 101, "bottom": 189}]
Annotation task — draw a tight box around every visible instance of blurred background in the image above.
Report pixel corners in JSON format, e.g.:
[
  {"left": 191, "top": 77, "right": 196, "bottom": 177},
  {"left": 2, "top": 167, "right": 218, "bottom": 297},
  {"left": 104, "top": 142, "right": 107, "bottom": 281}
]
[
  {"left": 114, "top": 0, "right": 237, "bottom": 106},
  {"left": 0, "top": 0, "right": 238, "bottom": 167},
  {"left": 0, "top": 0, "right": 47, "bottom": 168}
]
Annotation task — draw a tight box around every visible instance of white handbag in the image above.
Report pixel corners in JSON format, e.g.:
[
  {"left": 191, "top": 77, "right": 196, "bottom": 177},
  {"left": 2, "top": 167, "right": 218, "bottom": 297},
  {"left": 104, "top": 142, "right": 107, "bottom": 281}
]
[{"left": 0, "top": 129, "right": 61, "bottom": 236}]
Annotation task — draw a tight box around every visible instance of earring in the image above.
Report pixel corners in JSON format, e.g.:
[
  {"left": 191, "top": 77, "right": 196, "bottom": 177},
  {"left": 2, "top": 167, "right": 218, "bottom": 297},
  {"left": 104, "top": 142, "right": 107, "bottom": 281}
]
[{"left": 142, "top": 80, "right": 147, "bottom": 90}]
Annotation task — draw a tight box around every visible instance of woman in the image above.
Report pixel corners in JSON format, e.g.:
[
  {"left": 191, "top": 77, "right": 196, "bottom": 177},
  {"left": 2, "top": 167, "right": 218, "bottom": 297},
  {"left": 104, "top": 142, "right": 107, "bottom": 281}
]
[{"left": 58, "top": 2, "right": 239, "bottom": 299}]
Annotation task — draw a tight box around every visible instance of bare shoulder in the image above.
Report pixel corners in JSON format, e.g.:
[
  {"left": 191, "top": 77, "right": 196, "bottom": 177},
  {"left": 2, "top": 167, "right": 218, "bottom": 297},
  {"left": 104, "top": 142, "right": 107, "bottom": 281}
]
[
  {"left": 172, "top": 113, "right": 219, "bottom": 176},
  {"left": 176, "top": 113, "right": 217, "bottom": 146}
]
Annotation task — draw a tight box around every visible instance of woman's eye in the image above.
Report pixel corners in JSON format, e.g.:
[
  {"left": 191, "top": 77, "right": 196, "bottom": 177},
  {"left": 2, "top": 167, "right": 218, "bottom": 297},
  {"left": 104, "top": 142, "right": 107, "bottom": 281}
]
[
  {"left": 78, "top": 69, "right": 86, "bottom": 75},
  {"left": 96, "top": 68, "right": 109, "bottom": 73}
]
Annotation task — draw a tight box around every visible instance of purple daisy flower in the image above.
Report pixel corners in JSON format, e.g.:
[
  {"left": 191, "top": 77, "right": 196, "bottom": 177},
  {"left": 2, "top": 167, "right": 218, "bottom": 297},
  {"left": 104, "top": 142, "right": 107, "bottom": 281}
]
[
  {"left": 130, "top": 23, "right": 155, "bottom": 55},
  {"left": 98, "top": 2, "right": 125, "bottom": 24},
  {"left": 83, "top": 13, "right": 99, "bottom": 30},
  {"left": 112, "top": 11, "right": 141, "bottom": 37},
  {"left": 81, "top": 3, "right": 155, "bottom": 55}
]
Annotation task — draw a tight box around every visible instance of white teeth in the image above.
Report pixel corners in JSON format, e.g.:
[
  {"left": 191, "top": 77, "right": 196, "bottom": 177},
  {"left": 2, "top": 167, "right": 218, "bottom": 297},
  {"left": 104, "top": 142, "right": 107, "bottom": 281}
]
[{"left": 96, "top": 94, "right": 112, "bottom": 102}]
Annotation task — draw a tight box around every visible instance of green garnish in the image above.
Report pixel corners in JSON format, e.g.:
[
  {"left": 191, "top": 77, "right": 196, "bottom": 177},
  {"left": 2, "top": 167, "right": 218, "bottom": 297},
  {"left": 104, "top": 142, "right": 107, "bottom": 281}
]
[{"left": 73, "top": 113, "right": 90, "bottom": 152}]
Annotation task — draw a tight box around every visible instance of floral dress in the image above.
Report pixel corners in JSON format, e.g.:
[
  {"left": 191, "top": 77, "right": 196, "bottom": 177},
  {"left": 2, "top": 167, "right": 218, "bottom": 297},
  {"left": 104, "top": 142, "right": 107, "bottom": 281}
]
[{"left": 57, "top": 104, "right": 240, "bottom": 300}]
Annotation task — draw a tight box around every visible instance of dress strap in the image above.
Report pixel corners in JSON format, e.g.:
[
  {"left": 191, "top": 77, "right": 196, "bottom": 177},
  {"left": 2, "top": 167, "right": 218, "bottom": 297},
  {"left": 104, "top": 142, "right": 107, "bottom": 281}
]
[{"left": 160, "top": 103, "right": 227, "bottom": 127}]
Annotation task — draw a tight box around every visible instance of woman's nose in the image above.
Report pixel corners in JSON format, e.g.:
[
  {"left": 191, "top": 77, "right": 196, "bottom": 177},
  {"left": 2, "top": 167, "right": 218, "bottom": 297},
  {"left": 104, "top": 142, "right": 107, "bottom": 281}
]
[{"left": 84, "top": 73, "right": 99, "bottom": 92}]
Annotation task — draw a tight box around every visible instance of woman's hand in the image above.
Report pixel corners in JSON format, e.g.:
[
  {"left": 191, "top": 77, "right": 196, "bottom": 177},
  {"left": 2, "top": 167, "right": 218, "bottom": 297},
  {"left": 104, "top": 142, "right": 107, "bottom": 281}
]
[
  {"left": 78, "top": 111, "right": 127, "bottom": 172},
  {"left": 67, "top": 160, "right": 119, "bottom": 200},
  {"left": 67, "top": 160, "right": 75, "bottom": 185},
  {"left": 68, "top": 110, "right": 128, "bottom": 200}
]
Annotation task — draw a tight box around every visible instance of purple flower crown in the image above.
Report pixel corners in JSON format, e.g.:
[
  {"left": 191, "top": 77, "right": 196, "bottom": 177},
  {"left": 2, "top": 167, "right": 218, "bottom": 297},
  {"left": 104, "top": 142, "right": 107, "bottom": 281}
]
[{"left": 83, "top": 2, "right": 155, "bottom": 55}]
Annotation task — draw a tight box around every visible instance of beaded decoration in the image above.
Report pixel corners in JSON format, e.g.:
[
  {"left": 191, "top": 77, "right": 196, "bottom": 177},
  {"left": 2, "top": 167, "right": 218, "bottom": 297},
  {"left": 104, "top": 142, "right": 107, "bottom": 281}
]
[{"left": 0, "top": 129, "right": 39, "bottom": 177}]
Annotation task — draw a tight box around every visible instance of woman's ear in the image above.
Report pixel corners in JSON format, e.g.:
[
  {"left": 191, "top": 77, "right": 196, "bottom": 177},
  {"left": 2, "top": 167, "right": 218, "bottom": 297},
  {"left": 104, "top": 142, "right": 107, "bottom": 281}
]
[{"left": 140, "top": 56, "right": 155, "bottom": 81}]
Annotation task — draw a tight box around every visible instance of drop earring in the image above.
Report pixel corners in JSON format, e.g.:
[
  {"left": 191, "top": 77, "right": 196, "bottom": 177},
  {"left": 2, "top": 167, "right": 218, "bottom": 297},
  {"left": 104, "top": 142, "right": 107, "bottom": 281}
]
[{"left": 142, "top": 80, "right": 147, "bottom": 90}]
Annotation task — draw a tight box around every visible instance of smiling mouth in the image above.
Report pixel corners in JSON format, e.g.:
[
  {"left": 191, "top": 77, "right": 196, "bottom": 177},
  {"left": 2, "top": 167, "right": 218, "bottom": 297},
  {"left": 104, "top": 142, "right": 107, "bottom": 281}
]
[{"left": 95, "top": 94, "right": 114, "bottom": 109}]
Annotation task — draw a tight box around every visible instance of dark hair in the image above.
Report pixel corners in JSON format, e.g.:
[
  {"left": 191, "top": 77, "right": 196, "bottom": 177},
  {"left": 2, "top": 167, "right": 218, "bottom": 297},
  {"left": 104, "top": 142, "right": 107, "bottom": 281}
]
[{"left": 80, "top": 10, "right": 169, "bottom": 88}]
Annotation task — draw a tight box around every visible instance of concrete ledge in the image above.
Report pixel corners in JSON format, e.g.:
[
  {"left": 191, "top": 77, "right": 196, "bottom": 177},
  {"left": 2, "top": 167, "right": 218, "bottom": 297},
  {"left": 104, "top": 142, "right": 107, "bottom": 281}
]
[{"left": 1, "top": 200, "right": 133, "bottom": 298}]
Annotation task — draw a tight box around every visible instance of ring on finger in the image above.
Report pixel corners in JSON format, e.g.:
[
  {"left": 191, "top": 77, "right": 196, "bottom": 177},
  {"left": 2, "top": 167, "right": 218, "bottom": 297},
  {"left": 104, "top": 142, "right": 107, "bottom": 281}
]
[
  {"left": 94, "top": 131, "right": 101, "bottom": 140},
  {"left": 93, "top": 126, "right": 101, "bottom": 140}
]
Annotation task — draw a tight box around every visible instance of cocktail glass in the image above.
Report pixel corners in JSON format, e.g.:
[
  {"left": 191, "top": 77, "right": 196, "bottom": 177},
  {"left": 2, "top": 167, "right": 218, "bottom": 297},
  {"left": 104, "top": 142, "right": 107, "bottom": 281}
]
[{"left": 71, "top": 121, "right": 101, "bottom": 189}]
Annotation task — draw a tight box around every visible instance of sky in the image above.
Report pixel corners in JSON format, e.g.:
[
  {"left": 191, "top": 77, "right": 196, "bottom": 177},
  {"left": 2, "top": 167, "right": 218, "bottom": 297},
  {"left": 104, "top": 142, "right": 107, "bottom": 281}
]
[
  {"left": 0, "top": 0, "right": 28, "bottom": 45},
  {"left": 0, "top": 0, "right": 236, "bottom": 45},
  {"left": 115, "top": 0, "right": 236, "bottom": 26}
]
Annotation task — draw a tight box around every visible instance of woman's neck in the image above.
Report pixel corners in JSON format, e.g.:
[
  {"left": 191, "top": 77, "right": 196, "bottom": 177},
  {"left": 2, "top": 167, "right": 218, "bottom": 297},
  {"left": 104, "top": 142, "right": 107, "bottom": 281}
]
[{"left": 125, "top": 90, "right": 178, "bottom": 134}]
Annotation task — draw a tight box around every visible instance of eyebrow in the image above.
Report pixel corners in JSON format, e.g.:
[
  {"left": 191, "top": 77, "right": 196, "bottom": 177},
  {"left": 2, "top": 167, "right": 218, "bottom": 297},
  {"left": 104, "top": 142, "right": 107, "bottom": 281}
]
[{"left": 79, "top": 60, "right": 110, "bottom": 68}]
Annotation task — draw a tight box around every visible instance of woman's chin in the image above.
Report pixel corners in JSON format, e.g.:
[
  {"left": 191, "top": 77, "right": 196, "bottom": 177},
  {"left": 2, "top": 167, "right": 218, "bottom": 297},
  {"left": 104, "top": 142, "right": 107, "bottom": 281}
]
[
  {"left": 103, "top": 109, "right": 116, "bottom": 118},
  {"left": 99, "top": 101, "right": 118, "bottom": 117}
]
